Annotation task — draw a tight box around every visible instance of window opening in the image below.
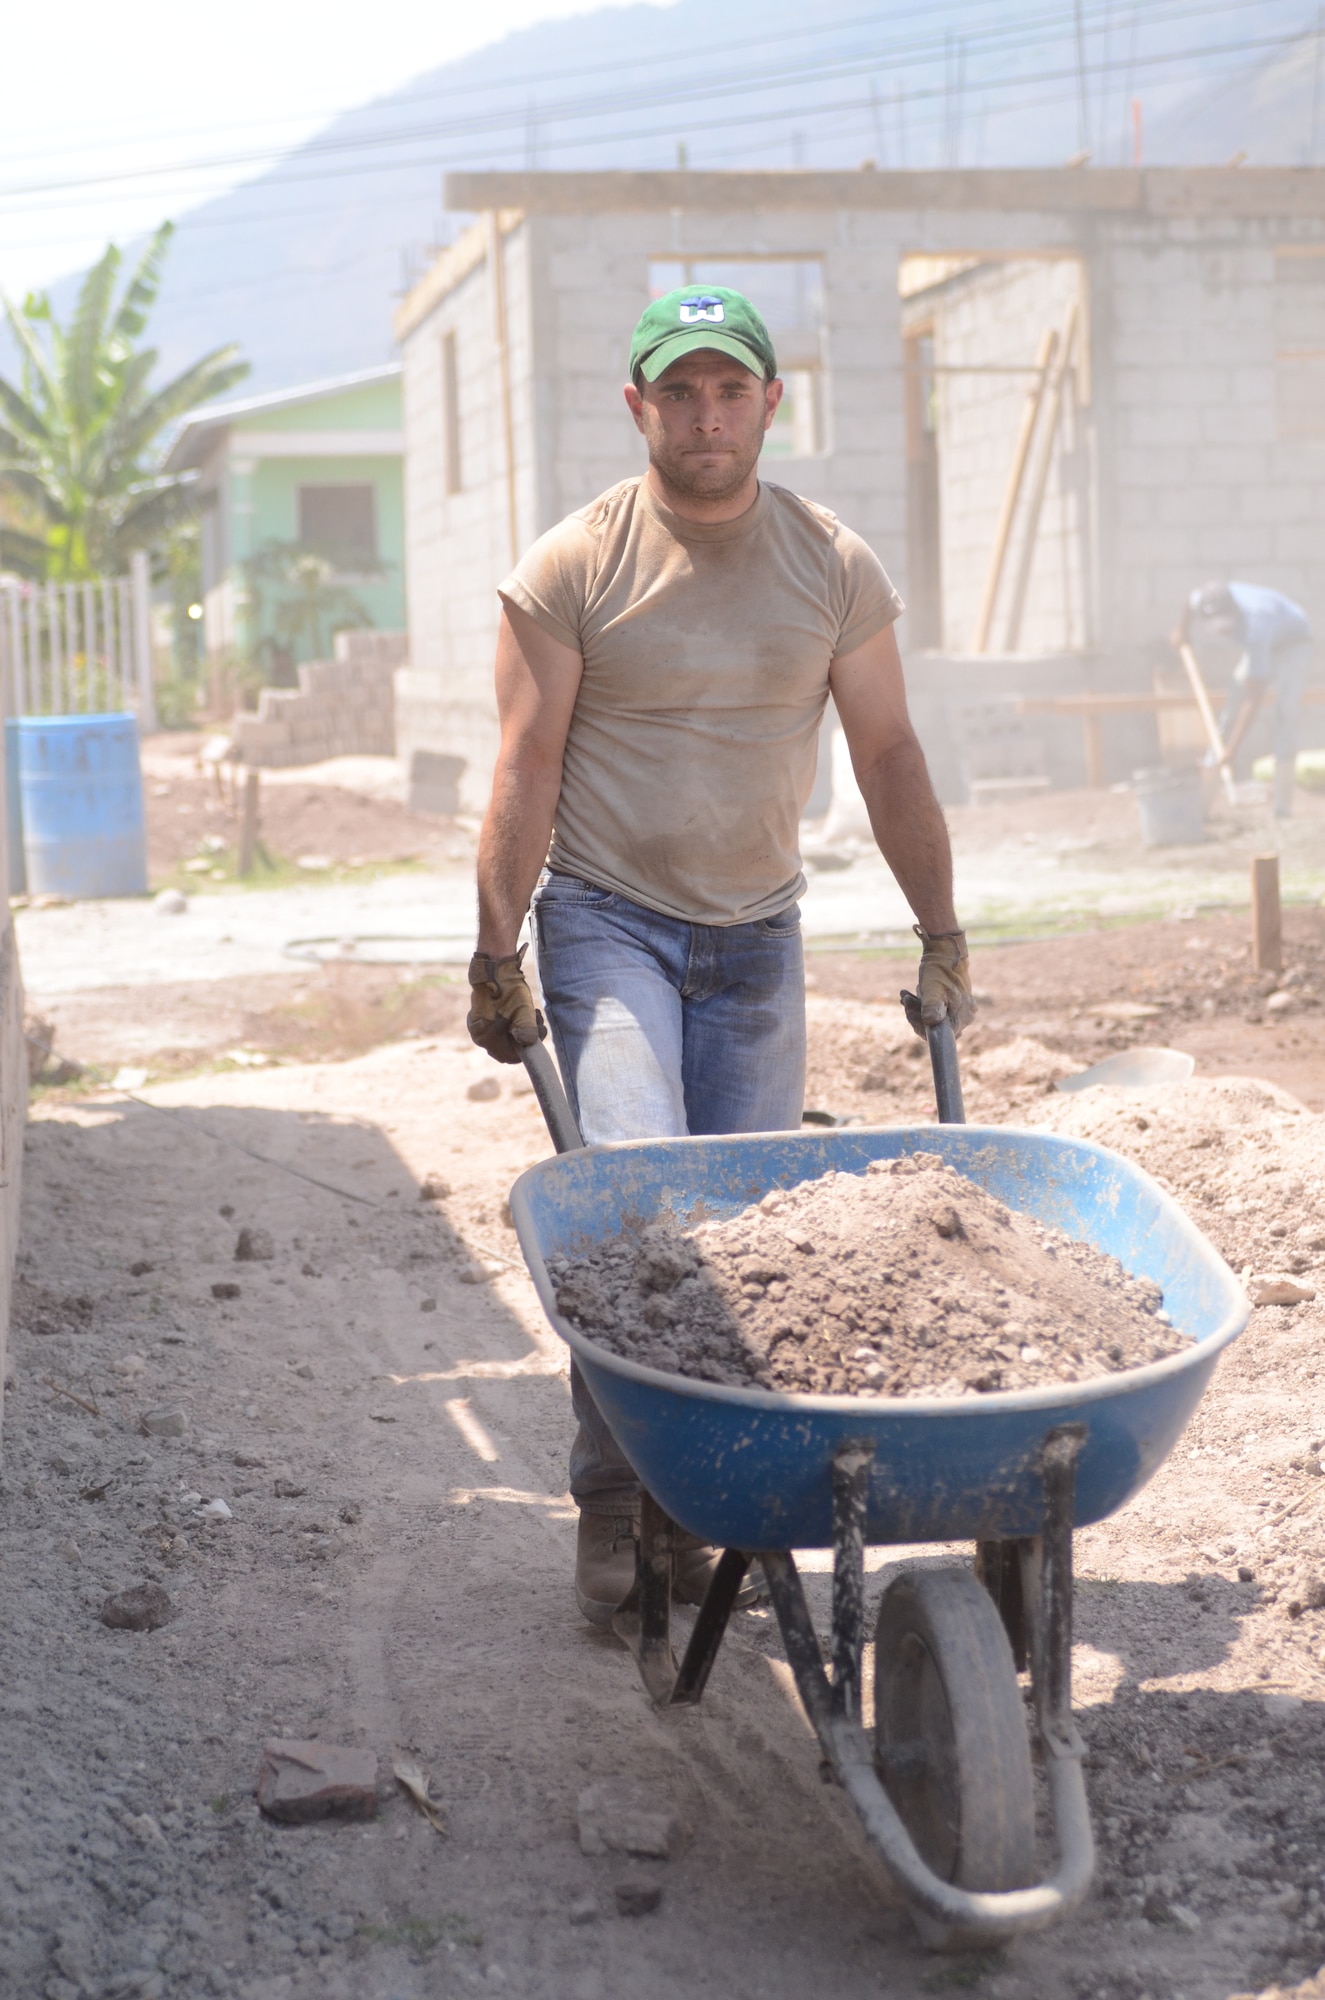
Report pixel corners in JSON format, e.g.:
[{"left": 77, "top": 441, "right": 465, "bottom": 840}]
[{"left": 297, "top": 485, "right": 378, "bottom": 568}]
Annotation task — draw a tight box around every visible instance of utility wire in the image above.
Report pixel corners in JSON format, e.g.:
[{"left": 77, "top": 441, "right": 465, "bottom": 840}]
[
  {"left": 0, "top": 0, "right": 1294, "bottom": 207},
  {"left": 0, "top": 0, "right": 1220, "bottom": 174}
]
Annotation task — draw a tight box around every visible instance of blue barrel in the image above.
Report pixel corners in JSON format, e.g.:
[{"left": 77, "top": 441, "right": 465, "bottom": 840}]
[
  {"left": 15, "top": 714, "right": 148, "bottom": 898},
  {"left": 4, "top": 721, "right": 25, "bottom": 895}
]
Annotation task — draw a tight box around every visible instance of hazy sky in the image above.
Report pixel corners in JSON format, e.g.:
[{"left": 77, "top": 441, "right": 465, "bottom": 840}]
[{"left": 0, "top": 0, "right": 655, "bottom": 297}]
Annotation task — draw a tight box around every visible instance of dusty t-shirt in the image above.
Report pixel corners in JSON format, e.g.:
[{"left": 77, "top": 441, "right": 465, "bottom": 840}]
[{"left": 498, "top": 475, "right": 903, "bottom": 925}]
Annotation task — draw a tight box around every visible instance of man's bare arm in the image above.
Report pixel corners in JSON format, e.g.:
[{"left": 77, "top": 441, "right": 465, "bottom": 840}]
[
  {"left": 475, "top": 605, "right": 584, "bottom": 956},
  {"left": 829, "top": 622, "right": 958, "bottom": 934}
]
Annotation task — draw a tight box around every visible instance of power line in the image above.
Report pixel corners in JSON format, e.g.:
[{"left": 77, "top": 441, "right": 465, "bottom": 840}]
[
  {"left": 0, "top": 0, "right": 1103, "bottom": 171},
  {"left": 0, "top": 0, "right": 1287, "bottom": 209}
]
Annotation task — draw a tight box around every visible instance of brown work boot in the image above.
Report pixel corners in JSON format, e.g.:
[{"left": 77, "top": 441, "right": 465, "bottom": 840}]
[
  {"left": 673, "top": 1532, "right": 768, "bottom": 1610},
  {"left": 575, "top": 1510, "right": 640, "bottom": 1627}
]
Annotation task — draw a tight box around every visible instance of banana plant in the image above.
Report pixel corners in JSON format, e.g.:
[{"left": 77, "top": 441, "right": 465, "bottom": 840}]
[{"left": 0, "top": 222, "right": 248, "bottom": 580}]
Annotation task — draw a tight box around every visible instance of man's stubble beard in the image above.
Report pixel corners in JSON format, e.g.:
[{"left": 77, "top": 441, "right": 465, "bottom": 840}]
[{"left": 646, "top": 425, "right": 765, "bottom": 505}]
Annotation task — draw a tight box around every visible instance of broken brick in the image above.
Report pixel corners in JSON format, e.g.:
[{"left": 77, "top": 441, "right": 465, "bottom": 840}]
[{"left": 256, "top": 1740, "right": 377, "bottom": 1824}]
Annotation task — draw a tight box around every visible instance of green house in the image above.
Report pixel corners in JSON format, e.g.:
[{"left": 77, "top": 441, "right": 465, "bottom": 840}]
[{"left": 166, "top": 365, "right": 405, "bottom": 672}]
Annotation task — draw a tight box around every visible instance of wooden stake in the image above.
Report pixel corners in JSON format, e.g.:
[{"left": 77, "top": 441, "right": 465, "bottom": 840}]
[
  {"left": 971, "top": 325, "right": 1058, "bottom": 654},
  {"left": 1082, "top": 709, "right": 1106, "bottom": 789},
  {"left": 1251, "top": 853, "right": 1282, "bottom": 974},
  {"left": 238, "top": 768, "right": 261, "bottom": 878}
]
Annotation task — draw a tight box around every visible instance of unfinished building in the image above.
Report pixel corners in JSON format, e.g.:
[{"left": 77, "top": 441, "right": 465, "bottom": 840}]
[{"left": 393, "top": 168, "right": 1325, "bottom": 809}]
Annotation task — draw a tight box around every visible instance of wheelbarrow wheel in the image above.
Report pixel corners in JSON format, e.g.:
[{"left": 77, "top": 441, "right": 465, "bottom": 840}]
[{"left": 873, "top": 1566, "right": 1035, "bottom": 1894}]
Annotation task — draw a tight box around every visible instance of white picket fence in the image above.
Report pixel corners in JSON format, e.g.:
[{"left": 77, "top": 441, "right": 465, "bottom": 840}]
[{"left": 0, "top": 550, "right": 155, "bottom": 730}]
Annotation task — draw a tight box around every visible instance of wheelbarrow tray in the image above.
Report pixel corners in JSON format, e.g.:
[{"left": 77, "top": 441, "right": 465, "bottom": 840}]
[{"left": 510, "top": 1124, "right": 1248, "bottom": 1551}]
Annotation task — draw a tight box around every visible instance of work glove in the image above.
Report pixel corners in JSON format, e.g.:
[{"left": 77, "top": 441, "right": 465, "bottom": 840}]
[
  {"left": 467, "top": 945, "right": 547, "bottom": 1064},
  {"left": 900, "top": 925, "right": 976, "bottom": 1040}
]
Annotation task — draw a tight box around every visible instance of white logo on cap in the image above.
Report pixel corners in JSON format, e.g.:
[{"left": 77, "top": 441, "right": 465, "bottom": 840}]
[{"left": 679, "top": 296, "right": 725, "bottom": 324}]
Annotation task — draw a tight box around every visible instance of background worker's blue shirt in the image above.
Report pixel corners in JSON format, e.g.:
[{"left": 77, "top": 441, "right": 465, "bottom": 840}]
[{"left": 1223, "top": 583, "right": 1313, "bottom": 681}]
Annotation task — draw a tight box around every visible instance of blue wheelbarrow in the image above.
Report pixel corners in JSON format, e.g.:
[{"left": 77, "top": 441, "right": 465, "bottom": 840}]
[{"left": 510, "top": 1025, "right": 1248, "bottom": 1948}]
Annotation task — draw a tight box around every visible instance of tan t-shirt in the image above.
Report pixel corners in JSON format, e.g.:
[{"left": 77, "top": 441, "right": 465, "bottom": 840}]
[{"left": 499, "top": 476, "right": 903, "bottom": 925}]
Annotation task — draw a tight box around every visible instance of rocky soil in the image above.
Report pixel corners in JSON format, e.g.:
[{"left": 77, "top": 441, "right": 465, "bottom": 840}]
[
  {"left": 3, "top": 921, "right": 1325, "bottom": 2000},
  {"left": 554, "top": 1153, "right": 1184, "bottom": 1397}
]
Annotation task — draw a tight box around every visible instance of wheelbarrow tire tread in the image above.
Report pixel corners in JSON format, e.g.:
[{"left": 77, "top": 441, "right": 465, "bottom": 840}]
[{"left": 873, "top": 1566, "right": 1036, "bottom": 1894}]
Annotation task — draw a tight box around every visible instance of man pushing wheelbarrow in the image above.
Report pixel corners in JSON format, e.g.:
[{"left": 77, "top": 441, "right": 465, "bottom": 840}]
[{"left": 464, "top": 281, "right": 973, "bottom": 1625}]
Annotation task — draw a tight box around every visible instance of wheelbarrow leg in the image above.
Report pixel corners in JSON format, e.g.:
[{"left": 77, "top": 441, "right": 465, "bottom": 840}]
[
  {"left": 831, "top": 1440, "right": 874, "bottom": 1721},
  {"left": 670, "top": 1549, "right": 753, "bottom": 1707},
  {"left": 1020, "top": 1423, "right": 1087, "bottom": 1761},
  {"left": 611, "top": 1490, "right": 680, "bottom": 1705},
  {"left": 613, "top": 1493, "right": 751, "bottom": 1708}
]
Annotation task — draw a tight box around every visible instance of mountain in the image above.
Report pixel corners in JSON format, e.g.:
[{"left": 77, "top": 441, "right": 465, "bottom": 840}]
[{"left": 22, "top": 0, "right": 1325, "bottom": 396}]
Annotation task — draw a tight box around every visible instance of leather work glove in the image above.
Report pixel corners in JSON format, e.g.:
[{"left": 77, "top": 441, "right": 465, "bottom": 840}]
[
  {"left": 900, "top": 925, "right": 976, "bottom": 1040},
  {"left": 467, "top": 945, "right": 547, "bottom": 1064}
]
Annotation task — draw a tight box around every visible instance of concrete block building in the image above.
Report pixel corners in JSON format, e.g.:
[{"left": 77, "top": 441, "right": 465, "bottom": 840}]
[{"left": 393, "top": 170, "right": 1325, "bottom": 807}]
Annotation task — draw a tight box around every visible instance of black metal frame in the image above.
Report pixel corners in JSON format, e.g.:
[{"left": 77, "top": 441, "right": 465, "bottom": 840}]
[
  {"left": 609, "top": 1424, "right": 1093, "bottom": 1945},
  {"left": 614, "top": 1430, "right": 1083, "bottom": 1730}
]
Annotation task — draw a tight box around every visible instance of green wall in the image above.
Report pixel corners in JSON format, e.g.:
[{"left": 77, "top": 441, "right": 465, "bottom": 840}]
[{"left": 224, "top": 376, "right": 405, "bottom": 665}]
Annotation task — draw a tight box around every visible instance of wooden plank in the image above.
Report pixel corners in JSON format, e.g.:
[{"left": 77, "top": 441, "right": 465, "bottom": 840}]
[
  {"left": 1020, "top": 694, "right": 1194, "bottom": 714},
  {"left": 1003, "top": 303, "right": 1079, "bottom": 653},
  {"left": 1018, "top": 691, "right": 1325, "bottom": 715},
  {"left": 971, "top": 326, "right": 1058, "bottom": 654},
  {"left": 1252, "top": 854, "right": 1282, "bottom": 975}
]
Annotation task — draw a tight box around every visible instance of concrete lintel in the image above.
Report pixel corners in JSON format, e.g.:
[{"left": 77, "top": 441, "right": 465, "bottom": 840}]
[{"left": 444, "top": 167, "right": 1325, "bottom": 221}]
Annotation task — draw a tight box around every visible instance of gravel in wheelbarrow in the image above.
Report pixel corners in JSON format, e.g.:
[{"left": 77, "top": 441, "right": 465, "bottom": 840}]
[{"left": 549, "top": 1147, "right": 1193, "bottom": 1399}]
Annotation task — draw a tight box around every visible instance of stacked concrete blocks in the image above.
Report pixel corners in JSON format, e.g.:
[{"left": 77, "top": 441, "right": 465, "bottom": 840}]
[{"left": 231, "top": 629, "right": 406, "bottom": 767}]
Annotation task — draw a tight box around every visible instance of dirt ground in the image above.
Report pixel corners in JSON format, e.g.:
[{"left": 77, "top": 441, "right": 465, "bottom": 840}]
[
  {"left": 5, "top": 903, "right": 1325, "bottom": 2000},
  {"left": 131, "top": 737, "right": 473, "bottom": 888}
]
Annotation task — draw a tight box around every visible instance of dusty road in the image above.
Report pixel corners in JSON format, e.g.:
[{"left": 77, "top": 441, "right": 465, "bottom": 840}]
[{"left": 4, "top": 908, "right": 1325, "bottom": 2000}]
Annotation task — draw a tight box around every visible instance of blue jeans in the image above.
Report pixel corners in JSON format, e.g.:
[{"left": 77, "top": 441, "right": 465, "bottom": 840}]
[
  {"left": 1218, "top": 638, "right": 1313, "bottom": 815},
  {"left": 531, "top": 871, "right": 806, "bottom": 1512}
]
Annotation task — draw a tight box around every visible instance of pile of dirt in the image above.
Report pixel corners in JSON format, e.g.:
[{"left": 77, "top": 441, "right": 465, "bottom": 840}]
[{"left": 551, "top": 1151, "right": 1189, "bottom": 1397}]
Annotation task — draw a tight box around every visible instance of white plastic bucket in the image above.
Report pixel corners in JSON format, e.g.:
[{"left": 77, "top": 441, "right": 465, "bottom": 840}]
[{"left": 1132, "top": 764, "right": 1205, "bottom": 847}]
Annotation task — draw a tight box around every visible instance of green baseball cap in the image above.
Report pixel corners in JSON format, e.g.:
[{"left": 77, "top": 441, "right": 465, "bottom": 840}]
[{"left": 629, "top": 285, "right": 778, "bottom": 384}]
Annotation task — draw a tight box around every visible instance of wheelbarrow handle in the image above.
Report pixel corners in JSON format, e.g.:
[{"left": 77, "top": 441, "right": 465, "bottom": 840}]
[
  {"left": 521, "top": 1040, "right": 586, "bottom": 1154},
  {"left": 524, "top": 1022, "right": 963, "bottom": 1142},
  {"left": 926, "top": 1015, "right": 966, "bottom": 1126}
]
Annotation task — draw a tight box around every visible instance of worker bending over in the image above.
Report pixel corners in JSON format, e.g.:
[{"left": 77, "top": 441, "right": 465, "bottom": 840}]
[
  {"left": 467, "top": 285, "right": 972, "bottom": 1625},
  {"left": 1176, "top": 581, "right": 1315, "bottom": 818}
]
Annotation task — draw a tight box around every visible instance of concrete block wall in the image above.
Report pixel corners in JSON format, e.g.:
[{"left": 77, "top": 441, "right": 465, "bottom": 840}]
[
  {"left": 397, "top": 222, "right": 537, "bottom": 808},
  {"left": 919, "top": 257, "right": 1087, "bottom": 655},
  {"left": 395, "top": 174, "right": 1325, "bottom": 812},
  {"left": 231, "top": 629, "right": 405, "bottom": 767},
  {"left": 1096, "top": 223, "right": 1325, "bottom": 650}
]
